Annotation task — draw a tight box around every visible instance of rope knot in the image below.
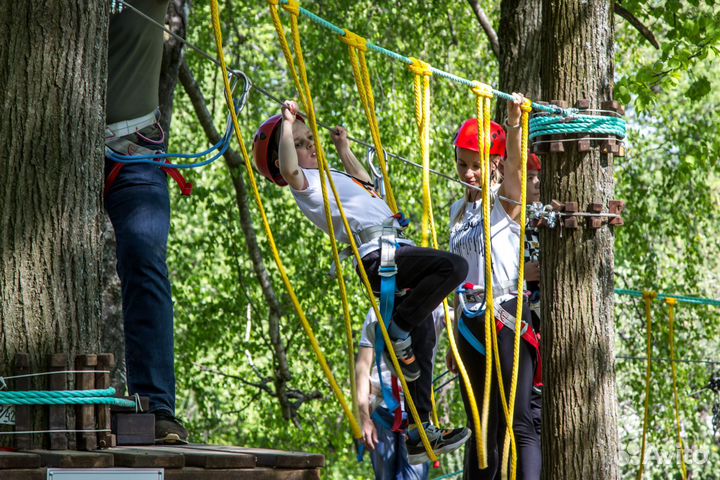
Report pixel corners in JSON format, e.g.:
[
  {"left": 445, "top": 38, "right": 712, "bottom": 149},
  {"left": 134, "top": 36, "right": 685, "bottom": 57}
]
[
  {"left": 408, "top": 57, "right": 432, "bottom": 77},
  {"left": 471, "top": 82, "right": 493, "bottom": 98},
  {"left": 521, "top": 98, "right": 533, "bottom": 113},
  {"left": 642, "top": 290, "right": 658, "bottom": 301},
  {"left": 282, "top": 0, "right": 300, "bottom": 16},
  {"left": 339, "top": 29, "right": 367, "bottom": 51}
]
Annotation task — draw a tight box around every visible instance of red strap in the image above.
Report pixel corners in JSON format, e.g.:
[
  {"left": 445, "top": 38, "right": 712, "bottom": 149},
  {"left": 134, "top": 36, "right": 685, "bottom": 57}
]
[
  {"left": 104, "top": 163, "right": 125, "bottom": 197},
  {"left": 161, "top": 163, "right": 193, "bottom": 196},
  {"left": 495, "top": 319, "right": 543, "bottom": 387},
  {"left": 391, "top": 375, "right": 403, "bottom": 432},
  {"left": 104, "top": 161, "right": 192, "bottom": 197}
]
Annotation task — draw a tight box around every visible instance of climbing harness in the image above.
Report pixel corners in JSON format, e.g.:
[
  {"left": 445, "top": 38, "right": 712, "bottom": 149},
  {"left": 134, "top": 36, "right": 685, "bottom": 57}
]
[{"left": 104, "top": 72, "right": 250, "bottom": 196}]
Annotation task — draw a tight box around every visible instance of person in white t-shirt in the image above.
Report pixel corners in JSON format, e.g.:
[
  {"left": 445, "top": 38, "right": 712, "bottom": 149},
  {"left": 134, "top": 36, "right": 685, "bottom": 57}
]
[
  {"left": 356, "top": 306, "right": 447, "bottom": 478},
  {"left": 446, "top": 95, "right": 541, "bottom": 480},
  {"left": 253, "top": 101, "right": 470, "bottom": 464}
]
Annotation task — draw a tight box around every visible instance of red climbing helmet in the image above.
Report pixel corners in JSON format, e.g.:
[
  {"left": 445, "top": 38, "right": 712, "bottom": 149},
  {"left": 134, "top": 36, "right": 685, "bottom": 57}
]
[
  {"left": 528, "top": 152, "right": 542, "bottom": 172},
  {"left": 253, "top": 114, "right": 306, "bottom": 186},
  {"left": 454, "top": 119, "right": 506, "bottom": 157}
]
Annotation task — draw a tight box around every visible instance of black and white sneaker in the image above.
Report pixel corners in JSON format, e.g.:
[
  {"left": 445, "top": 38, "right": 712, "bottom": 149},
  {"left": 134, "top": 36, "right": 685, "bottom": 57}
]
[
  {"left": 365, "top": 320, "right": 421, "bottom": 382},
  {"left": 406, "top": 423, "right": 471, "bottom": 465}
]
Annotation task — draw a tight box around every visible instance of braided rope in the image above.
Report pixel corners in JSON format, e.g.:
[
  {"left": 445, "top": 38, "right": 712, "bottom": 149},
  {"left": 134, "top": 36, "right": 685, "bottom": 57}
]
[{"left": 0, "top": 388, "right": 135, "bottom": 408}]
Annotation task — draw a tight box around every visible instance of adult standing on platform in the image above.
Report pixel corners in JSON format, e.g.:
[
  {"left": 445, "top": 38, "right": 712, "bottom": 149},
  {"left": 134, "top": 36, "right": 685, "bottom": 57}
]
[{"left": 105, "top": 0, "right": 188, "bottom": 444}]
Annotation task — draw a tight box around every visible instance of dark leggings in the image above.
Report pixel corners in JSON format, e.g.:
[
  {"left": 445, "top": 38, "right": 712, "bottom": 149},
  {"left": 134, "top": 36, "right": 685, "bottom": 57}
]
[
  {"left": 458, "top": 298, "right": 541, "bottom": 480},
  {"left": 361, "top": 245, "right": 468, "bottom": 423}
]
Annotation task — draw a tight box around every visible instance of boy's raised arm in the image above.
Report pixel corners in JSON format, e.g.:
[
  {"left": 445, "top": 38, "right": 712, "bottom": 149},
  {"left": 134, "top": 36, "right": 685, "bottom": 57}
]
[
  {"left": 332, "top": 126, "right": 372, "bottom": 184},
  {"left": 278, "top": 101, "right": 308, "bottom": 191}
]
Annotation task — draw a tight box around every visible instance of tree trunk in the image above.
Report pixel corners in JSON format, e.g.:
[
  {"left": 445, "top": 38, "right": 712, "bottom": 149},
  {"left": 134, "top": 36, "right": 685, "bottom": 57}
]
[
  {"left": 496, "top": 0, "right": 543, "bottom": 118},
  {"left": 159, "top": 0, "right": 188, "bottom": 136},
  {"left": 0, "top": 0, "right": 107, "bottom": 447},
  {"left": 539, "top": 1, "right": 619, "bottom": 478}
]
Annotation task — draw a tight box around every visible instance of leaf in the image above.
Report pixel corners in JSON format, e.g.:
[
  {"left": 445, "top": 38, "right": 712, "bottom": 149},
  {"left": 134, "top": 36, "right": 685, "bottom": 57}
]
[{"left": 686, "top": 76, "right": 712, "bottom": 100}]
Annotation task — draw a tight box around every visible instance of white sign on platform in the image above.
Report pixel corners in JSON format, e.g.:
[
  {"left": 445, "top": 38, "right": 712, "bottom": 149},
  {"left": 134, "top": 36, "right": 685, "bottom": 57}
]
[
  {"left": 0, "top": 405, "right": 15, "bottom": 425},
  {"left": 47, "top": 468, "right": 164, "bottom": 480}
]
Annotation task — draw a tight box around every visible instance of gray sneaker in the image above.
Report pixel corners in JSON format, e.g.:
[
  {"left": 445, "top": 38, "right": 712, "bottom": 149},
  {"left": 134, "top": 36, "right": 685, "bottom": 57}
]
[
  {"left": 406, "top": 423, "right": 472, "bottom": 464},
  {"left": 365, "top": 320, "right": 421, "bottom": 382}
]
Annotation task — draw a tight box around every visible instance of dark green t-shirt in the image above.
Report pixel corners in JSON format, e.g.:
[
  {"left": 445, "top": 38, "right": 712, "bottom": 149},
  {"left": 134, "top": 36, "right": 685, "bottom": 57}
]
[{"left": 106, "top": 0, "right": 169, "bottom": 124}]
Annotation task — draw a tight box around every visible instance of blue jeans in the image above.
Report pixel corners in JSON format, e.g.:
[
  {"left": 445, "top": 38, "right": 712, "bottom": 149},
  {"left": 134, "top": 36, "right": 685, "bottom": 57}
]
[
  {"left": 104, "top": 158, "right": 175, "bottom": 415},
  {"left": 370, "top": 407, "right": 429, "bottom": 480}
]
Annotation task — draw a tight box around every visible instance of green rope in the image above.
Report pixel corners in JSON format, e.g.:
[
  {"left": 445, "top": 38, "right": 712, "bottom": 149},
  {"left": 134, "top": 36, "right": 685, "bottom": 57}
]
[
  {"left": 529, "top": 114, "right": 626, "bottom": 140},
  {"left": 0, "top": 387, "right": 136, "bottom": 408},
  {"left": 615, "top": 289, "right": 720, "bottom": 307}
]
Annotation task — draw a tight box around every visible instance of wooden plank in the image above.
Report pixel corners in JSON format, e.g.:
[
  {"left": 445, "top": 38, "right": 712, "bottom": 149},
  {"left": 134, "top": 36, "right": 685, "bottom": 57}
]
[
  {"left": 74, "top": 355, "right": 97, "bottom": 451},
  {"left": 0, "top": 469, "right": 46, "bottom": 480},
  {"left": 29, "top": 449, "right": 113, "bottom": 468},
  {"left": 0, "top": 451, "right": 41, "bottom": 469},
  {"left": 14, "top": 353, "right": 31, "bottom": 450},
  {"left": 109, "top": 447, "right": 184, "bottom": 468},
  {"left": 153, "top": 445, "right": 256, "bottom": 469},
  {"left": 185, "top": 445, "right": 324, "bottom": 469},
  {"left": 95, "top": 354, "right": 115, "bottom": 449},
  {"left": 165, "top": 467, "right": 321, "bottom": 480},
  {"left": 47, "top": 353, "right": 68, "bottom": 450}
]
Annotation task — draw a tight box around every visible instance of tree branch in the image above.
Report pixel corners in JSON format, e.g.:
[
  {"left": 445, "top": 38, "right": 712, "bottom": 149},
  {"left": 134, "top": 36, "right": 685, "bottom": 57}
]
[
  {"left": 466, "top": 0, "right": 500, "bottom": 59},
  {"left": 614, "top": 3, "right": 660, "bottom": 50}
]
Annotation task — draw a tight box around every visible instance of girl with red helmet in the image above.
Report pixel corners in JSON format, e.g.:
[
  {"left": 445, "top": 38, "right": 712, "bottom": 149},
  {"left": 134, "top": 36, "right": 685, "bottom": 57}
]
[
  {"left": 253, "top": 101, "right": 472, "bottom": 465},
  {"left": 447, "top": 94, "right": 541, "bottom": 479}
]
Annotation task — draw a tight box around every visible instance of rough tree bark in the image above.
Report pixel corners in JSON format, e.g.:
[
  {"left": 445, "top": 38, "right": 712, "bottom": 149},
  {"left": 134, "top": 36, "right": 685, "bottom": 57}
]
[
  {"left": 496, "top": 0, "right": 543, "bottom": 116},
  {"left": 0, "top": 0, "right": 107, "bottom": 447},
  {"left": 540, "top": 1, "right": 619, "bottom": 478}
]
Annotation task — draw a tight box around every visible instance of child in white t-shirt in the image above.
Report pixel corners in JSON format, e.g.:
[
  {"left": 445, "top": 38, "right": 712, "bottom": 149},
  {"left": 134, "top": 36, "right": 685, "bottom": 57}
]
[{"left": 253, "top": 101, "right": 470, "bottom": 464}]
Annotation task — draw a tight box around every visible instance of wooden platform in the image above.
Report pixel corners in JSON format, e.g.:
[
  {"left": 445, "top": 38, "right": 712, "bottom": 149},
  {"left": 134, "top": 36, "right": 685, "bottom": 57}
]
[{"left": 0, "top": 444, "right": 324, "bottom": 479}]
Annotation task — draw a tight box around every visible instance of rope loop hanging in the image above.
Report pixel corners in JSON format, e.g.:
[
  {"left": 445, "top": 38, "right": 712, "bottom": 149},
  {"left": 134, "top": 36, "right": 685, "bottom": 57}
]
[
  {"left": 637, "top": 290, "right": 657, "bottom": 479},
  {"left": 501, "top": 97, "right": 532, "bottom": 480},
  {"left": 666, "top": 297, "right": 688, "bottom": 480}
]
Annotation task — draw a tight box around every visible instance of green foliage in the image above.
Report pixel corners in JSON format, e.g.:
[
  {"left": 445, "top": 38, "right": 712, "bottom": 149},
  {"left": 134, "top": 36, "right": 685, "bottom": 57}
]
[{"left": 160, "top": 0, "right": 720, "bottom": 478}]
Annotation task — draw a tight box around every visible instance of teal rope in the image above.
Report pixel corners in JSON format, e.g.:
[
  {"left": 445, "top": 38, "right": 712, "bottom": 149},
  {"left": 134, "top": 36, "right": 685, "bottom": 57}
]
[
  {"left": 279, "top": 0, "right": 566, "bottom": 115},
  {"left": 0, "top": 387, "right": 136, "bottom": 408},
  {"left": 529, "top": 114, "right": 626, "bottom": 140},
  {"left": 615, "top": 289, "right": 720, "bottom": 307}
]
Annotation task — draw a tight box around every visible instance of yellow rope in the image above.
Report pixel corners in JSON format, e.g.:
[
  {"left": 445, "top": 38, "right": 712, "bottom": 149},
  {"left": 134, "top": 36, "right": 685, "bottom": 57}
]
[
  {"left": 211, "top": 0, "right": 361, "bottom": 439},
  {"left": 408, "top": 57, "right": 433, "bottom": 247},
  {"left": 667, "top": 297, "right": 688, "bottom": 480},
  {"left": 270, "top": 1, "right": 437, "bottom": 461},
  {"left": 500, "top": 99, "right": 532, "bottom": 480},
  {"left": 340, "top": 29, "right": 399, "bottom": 214},
  {"left": 637, "top": 290, "right": 657, "bottom": 479}
]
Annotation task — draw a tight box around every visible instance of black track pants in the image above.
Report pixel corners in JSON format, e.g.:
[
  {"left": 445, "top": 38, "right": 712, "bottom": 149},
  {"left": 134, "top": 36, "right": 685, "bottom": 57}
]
[
  {"left": 457, "top": 298, "right": 541, "bottom": 480},
  {"left": 361, "top": 245, "right": 468, "bottom": 423}
]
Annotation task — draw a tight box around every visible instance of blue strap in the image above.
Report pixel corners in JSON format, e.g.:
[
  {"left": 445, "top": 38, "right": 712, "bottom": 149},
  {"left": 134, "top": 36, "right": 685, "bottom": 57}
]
[
  {"left": 371, "top": 406, "right": 395, "bottom": 431},
  {"left": 458, "top": 316, "right": 486, "bottom": 356},
  {"left": 375, "top": 270, "right": 400, "bottom": 414},
  {"left": 356, "top": 441, "right": 366, "bottom": 462}
]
